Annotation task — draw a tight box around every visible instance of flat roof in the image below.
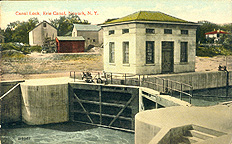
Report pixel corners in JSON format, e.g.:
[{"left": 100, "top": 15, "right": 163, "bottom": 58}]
[
  {"left": 56, "top": 36, "right": 85, "bottom": 41},
  {"left": 73, "top": 24, "right": 101, "bottom": 31}
]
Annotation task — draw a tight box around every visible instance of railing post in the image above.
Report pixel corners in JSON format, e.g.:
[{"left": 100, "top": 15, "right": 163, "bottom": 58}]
[
  {"left": 190, "top": 86, "right": 193, "bottom": 104},
  {"left": 170, "top": 81, "right": 173, "bottom": 96},
  {"left": 180, "top": 84, "right": 182, "bottom": 100},
  {"left": 125, "top": 74, "right": 127, "bottom": 85},
  {"left": 138, "top": 75, "right": 140, "bottom": 86},
  {"left": 166, "top": 80, "right": 168, "bottom": 93},
  {"left": 74, "top": 71, "right": 75, "bottom": 82},
  {"left": 111, "top": 73, "right": 113, "bottom": 84},
  {"left": 70, "top": 71, "right": 71, "bottom": 77},
  {"left": 104, "top": 72, "right": 107, "bottom": 84},
  {"left": 162, "top": 79, "right": 165, "bottom": 93}
]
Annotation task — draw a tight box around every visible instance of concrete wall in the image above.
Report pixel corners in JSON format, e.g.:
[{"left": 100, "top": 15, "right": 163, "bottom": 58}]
[
  {"left": 103, "top": 22, "right": 197, "bottom": 75},
  {"left": 154, "top": 71, "right": 230, "bottom": 90},
  {"left": 103, "top": 23, "right": 137, "bottom": 74},
  {"left": 0, "top": 80, "right": 24, "bottom": 124},
  {"left": 29, "top": 21, "right": 57, "bottom": 46},
  {"left": 20, "top": 83, "right": 69, "bottom": 125},
  {"left": 135, "top": 23, "right": 196, "bottom": 74}
]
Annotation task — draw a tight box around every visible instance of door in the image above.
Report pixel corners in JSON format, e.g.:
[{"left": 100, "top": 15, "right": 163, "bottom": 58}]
[{"left": 162, "top": 41, "right": 174, "bottom": 73}]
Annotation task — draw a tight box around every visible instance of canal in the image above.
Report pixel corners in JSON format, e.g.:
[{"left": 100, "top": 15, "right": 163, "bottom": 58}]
[{"left": 1, "top": 122, "right": 134, "bottom": 144}]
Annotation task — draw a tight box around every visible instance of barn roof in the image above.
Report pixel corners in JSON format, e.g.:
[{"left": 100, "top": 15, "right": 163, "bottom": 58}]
[
  {"left": 73, "top": 24, "right": 101, "bottom": 31},
  {"left": 29, "top": 20, "right": 57, "bottom": 32},
  {"left": 103, "top": 11, "right": 196, "bottom": 25},
  {"left": 205, "top": 30, "right": 230, "bottom": 35},
  {"left": 56, "top": 36, "right": 85, "bottom": 41}
]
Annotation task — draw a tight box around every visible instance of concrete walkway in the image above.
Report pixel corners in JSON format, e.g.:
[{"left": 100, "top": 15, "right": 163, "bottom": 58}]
[{"left": 135, "top": 102, "right": 232, "bottom": 144}]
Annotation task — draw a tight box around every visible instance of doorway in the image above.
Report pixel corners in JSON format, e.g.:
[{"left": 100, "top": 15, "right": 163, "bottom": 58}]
[{"left": 162, "top": 41, "right": 174, "bottom": 73}]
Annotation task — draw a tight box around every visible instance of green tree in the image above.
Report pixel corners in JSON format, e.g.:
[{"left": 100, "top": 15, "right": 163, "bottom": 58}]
[
  {"left": 4, "top": 18, "right": 39, "bottom": 44},
  {"left": 196, "top": 20, "right": 220, "bottom": 43},
  {"left": 49, "top": 14, "right": 90, "bottom": 36}
]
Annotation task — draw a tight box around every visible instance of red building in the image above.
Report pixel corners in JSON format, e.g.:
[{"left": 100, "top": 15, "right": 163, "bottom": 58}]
[{"left": 56, "top": 36, "right": 85, "bottom": 53}]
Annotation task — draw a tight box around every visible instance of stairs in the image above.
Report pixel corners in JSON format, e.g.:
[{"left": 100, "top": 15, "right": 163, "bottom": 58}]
[{"left": 181, "top": 125, "right": 226, "bottom": 143}]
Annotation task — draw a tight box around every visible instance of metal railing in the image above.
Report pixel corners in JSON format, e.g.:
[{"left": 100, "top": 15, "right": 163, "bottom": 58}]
[{"left": 70, "top": 72, "right": 193, "bottom": 104}]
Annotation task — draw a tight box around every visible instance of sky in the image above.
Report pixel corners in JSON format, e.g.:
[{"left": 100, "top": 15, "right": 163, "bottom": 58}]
[{"left": 0, "top": 0, "right": 231, "bottom": 29}]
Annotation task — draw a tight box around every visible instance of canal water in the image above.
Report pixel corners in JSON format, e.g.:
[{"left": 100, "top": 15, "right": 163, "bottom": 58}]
[
  {"left": 1, "top": 122, "right": 134, "bottom": 144},
  {"left": 2, "top": 87, "right": 231, "bottom": 144}
]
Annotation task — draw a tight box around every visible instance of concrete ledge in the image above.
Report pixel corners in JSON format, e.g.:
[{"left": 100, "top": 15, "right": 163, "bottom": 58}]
[
  {"left": 20, "top": 78, "right": 71, "bottom": 125},
  {"left": 135, "top": 104, "right": 232, "bottom": 144}
]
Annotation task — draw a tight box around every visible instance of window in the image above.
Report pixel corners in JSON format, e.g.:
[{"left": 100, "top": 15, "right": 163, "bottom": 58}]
[
  {"left": 180, "top": 42, "right": 188, "bottom": 62},
  {"left": 109, "top": 30, "right": 115, "bottom": 35},
  {"left": 146, "top": 29, "right": 155, "bottom": 34},
  {"left": 181, "top": 30, "right": 188, "bottom": 35},
  {"left": 123, "top": 42, "right": 129, "bottom": 64},
  {"left": 122, "top": 29, "right": 129, "bottom": 34},
  {"left": 146, "top": 41, "right": 154, "bottom": 64},
  {"left": 43, "top": 23, "right": 46, "bottom": 27},
  {"left": 164, "top": 29, "right": 172, "bottom": 34},
  {"left": 109, "top": 42, "right": 115, "bottom": 63},
  {"left": 93, "top": 39, "right": 96, "bottom": 42}
]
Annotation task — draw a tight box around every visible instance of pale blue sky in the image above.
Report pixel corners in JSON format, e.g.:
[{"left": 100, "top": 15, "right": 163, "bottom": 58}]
[{"left": 1, "top": 0, "right": 231, "bottom": 29}]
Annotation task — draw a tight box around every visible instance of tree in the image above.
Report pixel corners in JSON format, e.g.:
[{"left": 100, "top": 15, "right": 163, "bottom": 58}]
[
  {"left": 4, "top": 18, "right": 39, "bottom": 44},
  {"left": 49, "top": 14, "right": 90, "bottom": 36},
  {"left": 196, "top": 20, "right": 220, "bottom": 43}
]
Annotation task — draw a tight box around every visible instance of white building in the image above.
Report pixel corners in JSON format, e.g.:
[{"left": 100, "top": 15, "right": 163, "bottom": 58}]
[
  {"left": 100, "top": 11, "right": 199, "bottom": 74},
  {"left": 29, "top": 21, "right": 57, "bottom": 46},
  {"left": 205, "top": 29, "right": 230, "bottom": 43}
]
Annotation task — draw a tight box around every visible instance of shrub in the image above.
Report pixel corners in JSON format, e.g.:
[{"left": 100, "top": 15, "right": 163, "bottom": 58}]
[
  {"left": 30, "top": 46, "right": 42, "bottom": 52},
  {"left": 1, "top": 50, "right": 25, "bottom": 58}
]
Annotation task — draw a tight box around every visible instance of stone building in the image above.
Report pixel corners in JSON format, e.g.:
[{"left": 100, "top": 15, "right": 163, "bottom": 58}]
[
  {"left": 72, "top": 24, "right": 103, "bottom": 50},
  {"left": 29, "top": 21, "right": 57, "bottom": 46},
  {"left": 101, "top": 11, "right": 199, "bottom": 74}
]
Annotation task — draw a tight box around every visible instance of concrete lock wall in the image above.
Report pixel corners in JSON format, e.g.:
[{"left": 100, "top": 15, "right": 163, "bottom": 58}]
[
  {"left": 151, "top": 71, "right": 230, "bottom": 90},
  {"left": 0, "top": 80, "right": 24, "bottom": 124},
  {"left": 20, "top": 83, "right": 69, "bottom": 125}
]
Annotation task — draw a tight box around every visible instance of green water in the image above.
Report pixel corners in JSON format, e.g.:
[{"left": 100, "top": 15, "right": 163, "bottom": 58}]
[{"left": 1, "top": 122, "right": 134, "bottom": 144}]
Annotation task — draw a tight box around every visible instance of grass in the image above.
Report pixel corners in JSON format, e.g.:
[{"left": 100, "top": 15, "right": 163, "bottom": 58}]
[
  {"left": 1, "top": 53, "right": 103, "bottom": 77},
  {"left": 196, "top": 46, "right": 232, "bottom": 57}
]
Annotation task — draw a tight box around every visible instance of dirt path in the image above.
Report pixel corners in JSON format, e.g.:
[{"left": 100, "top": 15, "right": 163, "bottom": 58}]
[{"left": 1, "top": 53, "right": 231, "bottom": 81}]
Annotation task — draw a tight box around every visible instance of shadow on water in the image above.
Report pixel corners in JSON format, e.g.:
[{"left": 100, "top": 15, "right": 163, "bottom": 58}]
[{"left": 1, "top": 121, "right": 97, "bottom": 132}]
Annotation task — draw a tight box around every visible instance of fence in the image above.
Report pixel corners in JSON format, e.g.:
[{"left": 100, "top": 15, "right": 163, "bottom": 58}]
[{"left": 70, "top": 72, "right": 193, "bottom": 104}]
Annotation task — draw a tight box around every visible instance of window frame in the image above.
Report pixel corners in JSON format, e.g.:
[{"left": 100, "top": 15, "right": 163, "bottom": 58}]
[
  {"left": 146, "top": 41, "right": 155, "bottom": 64},
  {"left": 123, "top": 42, "right": 129, "bottom": 64},
  {"left": 146, "top": 28, "right": 155, "bottom": 34},
  {"left": 109, "top": 30, "right": 115, "bottom": 35},
  {"left": 109, "top": 42, "right": 115, "bottom": 63},
  {"left": 181, "top": 30, "right": 188, "bottom": 35},
  {"left": 180, "top": 42, "right": 188, "bottom": 63},
  {"left": 122, "top": 29, "right": 129, "bottom": 34},
  {"left": 43, "top": 23, "right": 47, "bottom": 27},
  {"left": 164, "top": 29, "right": 172, "bottom": 34}
]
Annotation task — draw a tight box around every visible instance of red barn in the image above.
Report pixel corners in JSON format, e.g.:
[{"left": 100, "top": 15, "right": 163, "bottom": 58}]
[{"left": 56, "top": 36, "right": 85, "bottom": 53}]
